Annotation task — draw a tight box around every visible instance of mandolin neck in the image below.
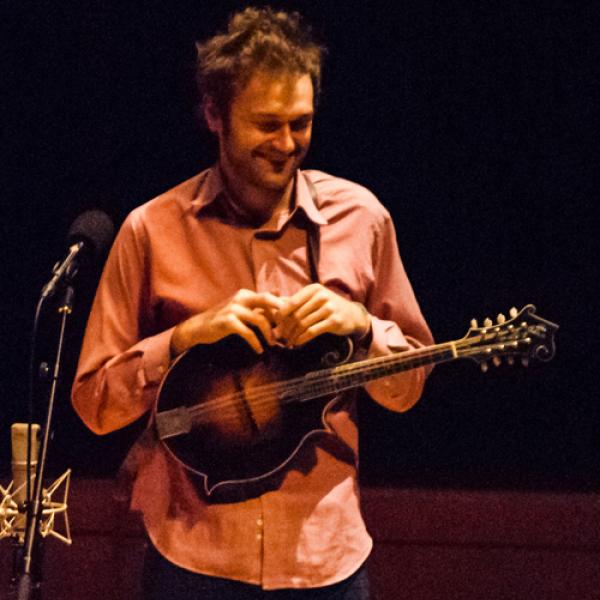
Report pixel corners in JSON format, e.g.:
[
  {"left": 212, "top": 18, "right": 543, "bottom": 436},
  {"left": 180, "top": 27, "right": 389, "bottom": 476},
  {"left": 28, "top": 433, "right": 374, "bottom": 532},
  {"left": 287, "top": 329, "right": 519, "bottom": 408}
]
[{"left": 286, "top": 341, "right": 459, "bottom": 403}]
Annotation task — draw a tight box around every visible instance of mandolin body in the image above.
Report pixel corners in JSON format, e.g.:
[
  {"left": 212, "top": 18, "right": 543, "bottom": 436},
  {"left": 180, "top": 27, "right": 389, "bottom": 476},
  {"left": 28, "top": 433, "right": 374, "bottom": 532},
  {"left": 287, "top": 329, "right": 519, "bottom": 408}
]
[{"left": 155, "top": 334, "right": 353, "bottom": 499}]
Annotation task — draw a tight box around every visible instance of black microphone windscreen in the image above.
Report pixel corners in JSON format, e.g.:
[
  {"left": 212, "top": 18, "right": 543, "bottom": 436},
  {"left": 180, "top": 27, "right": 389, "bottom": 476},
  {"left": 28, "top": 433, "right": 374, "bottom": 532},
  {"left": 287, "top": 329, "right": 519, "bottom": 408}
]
[{"left": 67, "top": 210, "right": 115, "bottom": 261}]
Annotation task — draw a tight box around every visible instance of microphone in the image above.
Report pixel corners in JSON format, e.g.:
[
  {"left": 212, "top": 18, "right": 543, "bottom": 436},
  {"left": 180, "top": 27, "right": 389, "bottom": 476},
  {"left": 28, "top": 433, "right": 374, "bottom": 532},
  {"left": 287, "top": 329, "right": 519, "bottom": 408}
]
[
  {"left": 0, "top": 423, "right": 72, "bottom": 545},
  {"left": 41, "top": 210, "right": 115, "bottom": 299},
  {"left": 10, "top": 423, "right": 41, "bottom": 545}
]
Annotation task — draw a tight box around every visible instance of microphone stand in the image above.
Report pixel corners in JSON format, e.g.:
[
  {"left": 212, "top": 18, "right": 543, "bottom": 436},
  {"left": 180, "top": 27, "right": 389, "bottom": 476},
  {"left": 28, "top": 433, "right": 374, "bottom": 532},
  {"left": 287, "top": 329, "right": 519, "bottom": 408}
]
[{"left": 17, "top": 285, "right": 75, "bottom": 600}]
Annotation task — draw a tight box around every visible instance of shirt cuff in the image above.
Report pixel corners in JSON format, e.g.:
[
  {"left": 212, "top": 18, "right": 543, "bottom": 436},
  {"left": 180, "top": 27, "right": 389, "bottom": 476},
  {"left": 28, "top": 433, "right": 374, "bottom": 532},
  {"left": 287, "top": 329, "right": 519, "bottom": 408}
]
[
  {"left": 137, "top": 327, "right": 175, "bottom": 387},
  {"left": 367, "top": 316, "right": 410, "bottom": 356},
  {"left": 363, "top": 317, "right": 425, "bottom": 412}
]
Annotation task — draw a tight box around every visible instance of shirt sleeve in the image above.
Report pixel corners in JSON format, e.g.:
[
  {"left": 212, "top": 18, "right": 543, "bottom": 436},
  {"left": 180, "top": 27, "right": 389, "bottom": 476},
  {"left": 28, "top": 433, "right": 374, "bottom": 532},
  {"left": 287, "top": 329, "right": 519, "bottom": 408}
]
[
  {"left": 362, "top": 210, "right": 434, "bottom": 412},
  {"left": 71, "top": 212, "right": 173, "bottom": 435}
]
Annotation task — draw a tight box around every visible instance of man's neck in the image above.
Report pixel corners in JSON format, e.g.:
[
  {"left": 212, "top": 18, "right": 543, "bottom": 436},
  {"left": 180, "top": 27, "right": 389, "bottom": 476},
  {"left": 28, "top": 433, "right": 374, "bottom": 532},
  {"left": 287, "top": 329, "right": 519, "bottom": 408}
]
[{"left": 219, "top": 165, "right": 296, "bottom": 228}]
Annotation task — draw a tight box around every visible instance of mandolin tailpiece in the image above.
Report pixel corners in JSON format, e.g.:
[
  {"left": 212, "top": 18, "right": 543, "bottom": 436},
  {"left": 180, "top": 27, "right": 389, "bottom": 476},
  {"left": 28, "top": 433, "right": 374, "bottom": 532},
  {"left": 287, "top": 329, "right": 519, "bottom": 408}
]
[{"left": 156, "top": 407, "right": 193, "bottom": 440}]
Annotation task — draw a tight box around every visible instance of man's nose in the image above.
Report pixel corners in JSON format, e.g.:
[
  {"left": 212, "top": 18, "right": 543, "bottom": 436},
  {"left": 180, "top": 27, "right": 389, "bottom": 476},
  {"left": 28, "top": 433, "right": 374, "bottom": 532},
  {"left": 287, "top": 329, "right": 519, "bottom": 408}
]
[{"left": 271, "top": 125, "right": 295, "bottom": 154}]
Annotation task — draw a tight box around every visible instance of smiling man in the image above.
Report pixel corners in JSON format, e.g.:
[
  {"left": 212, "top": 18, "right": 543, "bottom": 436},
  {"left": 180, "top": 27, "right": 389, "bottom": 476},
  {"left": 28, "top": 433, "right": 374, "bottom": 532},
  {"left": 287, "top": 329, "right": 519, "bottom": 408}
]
[
  {"left": 208, "top": 69, "right": 314, "bottom": 216},
  {"left": 72, "top": 7, "right": 433, "bottom": 599}
]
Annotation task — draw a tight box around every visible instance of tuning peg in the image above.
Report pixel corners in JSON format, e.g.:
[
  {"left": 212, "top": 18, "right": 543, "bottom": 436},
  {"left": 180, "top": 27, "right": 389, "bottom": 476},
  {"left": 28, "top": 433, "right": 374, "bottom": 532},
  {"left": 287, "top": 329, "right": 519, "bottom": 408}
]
[
  {"left": 507, "top": 356, "right": 515, "bottom": 366},
  {"left": 480, "top": 361, "right": 489, "bottom": 373},
  {"left": 509, "top": 307, "right": 518, "bottom": 318},
  {"left": 493, "top": 356, "right": 502, "bottom": 367},
  {"left": 484, "top": 317, "right": 492, "bottom": 327},
  {"left": 497, "top": 313, "right": 506, "bottom": 324},
  {"left": 471, "top": 318, "right": 478, "bottom": 328},
  {"left": 521, "top": 356, "right": 529, "bottom": 367}
]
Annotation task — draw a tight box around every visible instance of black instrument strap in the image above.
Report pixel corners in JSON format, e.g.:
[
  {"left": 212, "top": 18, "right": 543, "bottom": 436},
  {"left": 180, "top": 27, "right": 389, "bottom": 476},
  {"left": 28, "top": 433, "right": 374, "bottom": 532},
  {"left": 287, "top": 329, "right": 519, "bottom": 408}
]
[{"left": 302, "top": 173, "right": 321, "bottom": 284}]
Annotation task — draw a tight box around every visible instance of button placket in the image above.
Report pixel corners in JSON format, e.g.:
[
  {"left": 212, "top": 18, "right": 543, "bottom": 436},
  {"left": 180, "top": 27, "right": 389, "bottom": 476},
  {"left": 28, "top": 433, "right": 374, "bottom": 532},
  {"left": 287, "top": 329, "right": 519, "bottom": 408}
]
[
  {"left": 256, "top": 514, "right": 264, "bottom": 541},
  {"left": 252, "top": 233, "right": 278, "bottom": 294}
]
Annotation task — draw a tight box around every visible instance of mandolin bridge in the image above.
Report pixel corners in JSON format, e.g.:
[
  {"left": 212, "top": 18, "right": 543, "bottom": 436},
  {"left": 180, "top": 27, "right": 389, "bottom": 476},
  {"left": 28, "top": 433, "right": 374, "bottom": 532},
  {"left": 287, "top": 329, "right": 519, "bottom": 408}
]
[{"left": 155, "top": 407, "right": 192, "bottom": 440}]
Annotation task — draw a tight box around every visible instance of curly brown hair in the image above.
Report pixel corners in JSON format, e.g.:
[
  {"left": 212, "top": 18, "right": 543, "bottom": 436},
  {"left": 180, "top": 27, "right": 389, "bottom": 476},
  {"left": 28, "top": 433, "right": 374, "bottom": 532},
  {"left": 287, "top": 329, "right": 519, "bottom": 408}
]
[{"left": 195, "top": 6, "right": 325, "bottom": 122}]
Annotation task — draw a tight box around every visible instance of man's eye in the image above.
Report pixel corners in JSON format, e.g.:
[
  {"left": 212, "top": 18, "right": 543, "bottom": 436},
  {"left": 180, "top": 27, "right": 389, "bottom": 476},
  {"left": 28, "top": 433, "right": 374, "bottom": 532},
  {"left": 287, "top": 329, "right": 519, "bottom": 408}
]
[
  {"left": 291, "top": 118, "right": 312, "bottom": 132},
  {"left": 257, "top": 122, "right": 280, "bottom": 133}
]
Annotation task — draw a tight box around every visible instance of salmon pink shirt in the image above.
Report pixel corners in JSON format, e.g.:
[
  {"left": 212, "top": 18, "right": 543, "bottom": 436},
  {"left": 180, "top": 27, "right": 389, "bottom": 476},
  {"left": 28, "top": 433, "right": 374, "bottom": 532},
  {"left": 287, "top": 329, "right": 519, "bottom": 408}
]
[{"left": 72, "top": 167, "right": 433, "bottom": 590}]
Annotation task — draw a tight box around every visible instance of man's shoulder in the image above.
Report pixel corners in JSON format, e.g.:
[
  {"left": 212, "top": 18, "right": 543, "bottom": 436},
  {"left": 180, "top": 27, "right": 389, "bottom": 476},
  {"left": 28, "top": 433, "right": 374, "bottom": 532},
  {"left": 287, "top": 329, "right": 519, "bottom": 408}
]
[
  {"left": 127, "top": 169, "right": 209, "bottom": 226},
  {"left": 303, "top": 169, "right": 390, "bottom": 224}
]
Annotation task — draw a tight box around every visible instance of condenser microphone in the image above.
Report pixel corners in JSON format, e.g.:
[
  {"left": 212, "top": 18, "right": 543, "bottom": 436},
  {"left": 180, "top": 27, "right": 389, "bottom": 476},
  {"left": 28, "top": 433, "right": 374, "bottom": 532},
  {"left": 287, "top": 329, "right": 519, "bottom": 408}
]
[
  {"left": 11, "top": 423, "right": 41, "bottom": 544},
  {"left": 41, "top": 210, "right": 115, "bottom": 299}
]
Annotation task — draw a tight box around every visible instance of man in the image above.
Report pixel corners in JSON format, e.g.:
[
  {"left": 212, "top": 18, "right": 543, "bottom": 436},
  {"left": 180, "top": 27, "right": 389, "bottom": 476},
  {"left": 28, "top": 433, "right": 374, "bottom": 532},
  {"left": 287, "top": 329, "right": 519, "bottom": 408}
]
[{"left": 72, "top": 7, "right": 433, "bottom": 599}]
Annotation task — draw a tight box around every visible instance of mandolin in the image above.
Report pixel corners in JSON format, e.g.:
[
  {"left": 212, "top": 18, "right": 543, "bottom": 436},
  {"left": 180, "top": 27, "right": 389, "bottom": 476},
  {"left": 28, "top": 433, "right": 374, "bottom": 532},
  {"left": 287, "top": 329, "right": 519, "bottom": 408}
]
[{"left": 155, "top": 304, "right": 557, "bottom": 501}]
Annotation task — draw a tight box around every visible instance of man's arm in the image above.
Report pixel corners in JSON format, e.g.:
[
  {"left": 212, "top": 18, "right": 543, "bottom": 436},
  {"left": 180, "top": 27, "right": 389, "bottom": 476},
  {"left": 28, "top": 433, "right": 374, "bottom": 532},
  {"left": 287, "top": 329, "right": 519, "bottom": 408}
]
[
  {"left": 72, "top": 214, "right": 286, "bottom": 435},
  {"left": 71, "top": 213, "right": 172, "bottom": 434},
  {"left": 363, "top": 210, "right": 433, "bottom": 411}
]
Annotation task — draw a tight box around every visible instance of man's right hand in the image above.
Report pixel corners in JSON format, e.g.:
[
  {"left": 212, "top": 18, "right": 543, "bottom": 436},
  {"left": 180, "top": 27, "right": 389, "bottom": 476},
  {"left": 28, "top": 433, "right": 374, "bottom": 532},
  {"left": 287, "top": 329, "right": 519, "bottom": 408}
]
[{"left": 169, "top": 289, "right": 285, "bottom": 357}]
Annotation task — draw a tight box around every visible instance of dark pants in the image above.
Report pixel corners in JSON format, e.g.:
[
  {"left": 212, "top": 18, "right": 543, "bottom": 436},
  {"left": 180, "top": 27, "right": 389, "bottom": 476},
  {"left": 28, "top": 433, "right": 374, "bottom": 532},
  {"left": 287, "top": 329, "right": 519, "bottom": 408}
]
[{"left": 141, "top": 543, "right": 370, "bottom": 600}]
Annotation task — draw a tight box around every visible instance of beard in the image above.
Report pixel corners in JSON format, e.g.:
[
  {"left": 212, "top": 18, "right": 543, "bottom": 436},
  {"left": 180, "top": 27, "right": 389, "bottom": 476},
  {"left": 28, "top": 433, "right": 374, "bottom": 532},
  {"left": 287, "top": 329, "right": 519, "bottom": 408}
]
[{"left": 221, "top": 132, "right": 308, "bottom": 194}]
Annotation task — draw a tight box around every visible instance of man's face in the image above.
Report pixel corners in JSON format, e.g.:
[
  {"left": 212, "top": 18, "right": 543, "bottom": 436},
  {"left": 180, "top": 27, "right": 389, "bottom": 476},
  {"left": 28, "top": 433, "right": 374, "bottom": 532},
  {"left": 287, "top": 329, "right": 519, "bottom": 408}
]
[{"left": 207, "top": 70, "right": 314, "bottom": 195}]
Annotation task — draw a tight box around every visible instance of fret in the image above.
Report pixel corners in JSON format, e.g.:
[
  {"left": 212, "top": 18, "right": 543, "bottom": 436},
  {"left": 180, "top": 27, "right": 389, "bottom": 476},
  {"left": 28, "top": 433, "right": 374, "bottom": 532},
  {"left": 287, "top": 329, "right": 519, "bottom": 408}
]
[{"left": 290, "top": 343, "right": 457, "bottom": 403}]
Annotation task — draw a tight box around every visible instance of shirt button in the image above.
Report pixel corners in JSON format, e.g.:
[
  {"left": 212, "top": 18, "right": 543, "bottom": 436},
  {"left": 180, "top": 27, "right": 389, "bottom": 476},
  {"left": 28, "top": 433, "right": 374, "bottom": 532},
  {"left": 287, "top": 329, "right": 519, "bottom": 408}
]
[
  {"left": 257, "top": 518, "right": 263, "bottom": 526},
  {"left": 256, "top": 533, "right": 262, "bottom": 540}
]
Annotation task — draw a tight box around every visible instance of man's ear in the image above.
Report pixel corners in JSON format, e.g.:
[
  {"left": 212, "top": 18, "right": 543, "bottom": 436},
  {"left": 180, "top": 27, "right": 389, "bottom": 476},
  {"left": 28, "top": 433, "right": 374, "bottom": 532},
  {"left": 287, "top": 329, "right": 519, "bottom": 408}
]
[{"left": 203, "top": 95, "right": 222, "bottom": 134}]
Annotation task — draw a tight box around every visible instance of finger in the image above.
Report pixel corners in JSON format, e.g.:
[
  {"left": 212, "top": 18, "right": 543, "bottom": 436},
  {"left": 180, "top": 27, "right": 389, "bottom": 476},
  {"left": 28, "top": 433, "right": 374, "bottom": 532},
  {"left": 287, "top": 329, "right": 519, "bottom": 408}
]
[
  {"left": 255, "top": 305, "right": 281, "bottom": 327},
  {"left": 293, "top": 319, "right": 334, "bottom": 347},
  {"left": 234, "top": 306, "right": 276, "bottom": 345},
  {"left": 232, "top": 290, "right": 284, "bottom": 329},
  {"left": 286, "top": 304, "right": 331, "bottom": 345},
  {"left": 241, "top": 291, "right": 286, "bottom": 312},
  {"left": 277, "top": 293, "right": 329, "bottom": 341},
  {"left": 228, "top": 317, "right": 265, "bottom": 354},
  {"left": 277, "top": 284, "right": 321, "bottom": 320},
  {"left": 288, "top": 292, "right": 329, "bottom": 323},
  {"left": 276, "top": 291, "right": 327, "bottom": 338}
]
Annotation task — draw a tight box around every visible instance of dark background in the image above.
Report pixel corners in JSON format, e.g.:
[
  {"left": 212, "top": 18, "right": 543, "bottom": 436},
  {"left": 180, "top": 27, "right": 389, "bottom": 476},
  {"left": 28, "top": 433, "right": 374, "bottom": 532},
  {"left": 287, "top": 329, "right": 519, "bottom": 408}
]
[{"left": 2, "top": 1, "right": 598, "bottom": 491}]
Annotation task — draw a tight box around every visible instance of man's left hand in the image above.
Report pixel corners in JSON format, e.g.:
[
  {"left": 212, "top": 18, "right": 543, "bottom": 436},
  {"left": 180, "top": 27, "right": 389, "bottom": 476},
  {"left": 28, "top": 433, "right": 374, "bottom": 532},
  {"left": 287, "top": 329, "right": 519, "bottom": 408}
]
[{"left": 274, "top": 283, "right": 371, "bottom": 347}]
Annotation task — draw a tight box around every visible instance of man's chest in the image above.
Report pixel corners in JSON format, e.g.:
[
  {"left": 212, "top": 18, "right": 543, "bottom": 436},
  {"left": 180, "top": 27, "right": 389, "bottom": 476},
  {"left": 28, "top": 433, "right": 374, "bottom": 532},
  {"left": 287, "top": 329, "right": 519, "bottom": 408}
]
[{"left": 145, "top": 217, "right": 373, "bottom": 331}]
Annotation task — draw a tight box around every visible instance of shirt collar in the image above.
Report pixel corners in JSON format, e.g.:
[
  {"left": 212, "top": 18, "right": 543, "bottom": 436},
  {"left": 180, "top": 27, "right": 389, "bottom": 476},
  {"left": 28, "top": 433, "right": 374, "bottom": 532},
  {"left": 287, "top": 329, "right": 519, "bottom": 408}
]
[
  {"left": 190, "top": 166, "right": 328, "bottom": 227},
  {"left": 189, "top": 166, "right": 226, "bottom": 212},
  {"left": 296, "top": 170, "right": 328, "bottom": 226}
]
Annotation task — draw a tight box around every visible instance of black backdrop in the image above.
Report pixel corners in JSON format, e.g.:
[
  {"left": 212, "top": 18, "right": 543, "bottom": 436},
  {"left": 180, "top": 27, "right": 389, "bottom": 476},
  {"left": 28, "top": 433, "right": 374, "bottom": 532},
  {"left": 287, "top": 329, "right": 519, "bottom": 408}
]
[{"left": 2, "top": 1, "right": 598, "bottom": 491}]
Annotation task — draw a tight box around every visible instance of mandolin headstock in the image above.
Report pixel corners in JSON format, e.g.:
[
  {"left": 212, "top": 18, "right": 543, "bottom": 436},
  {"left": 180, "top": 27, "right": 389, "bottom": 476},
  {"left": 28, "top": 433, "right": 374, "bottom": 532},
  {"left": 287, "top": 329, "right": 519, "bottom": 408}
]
[{"left": 459, "top": 304, "right": 558, "bottom": 372}]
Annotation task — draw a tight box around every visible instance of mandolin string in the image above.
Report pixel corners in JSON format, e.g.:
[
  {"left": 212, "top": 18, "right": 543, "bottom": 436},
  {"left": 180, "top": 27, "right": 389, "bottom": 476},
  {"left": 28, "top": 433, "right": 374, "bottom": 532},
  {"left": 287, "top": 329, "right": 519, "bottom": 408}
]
[
  {"left": 184, "top": 332, "right": 526, "bottom": 424},
  {"left": 195, "top": 351, "right": 474, "bottom": 425},
  {"left": 184, "top": 321, "right": 531, "bottom": 425},
  {"left": 183, "top": 336, "right": 520, "bottom": 424},
  {"left": 184, "top": 344, "right": 446, "bottom": 419},
  {"left": 186, "top": 346, "right": 521, "bottom": 425},
  {"left": 185, "top": 340, "right": 471, "bottom": 423}
]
